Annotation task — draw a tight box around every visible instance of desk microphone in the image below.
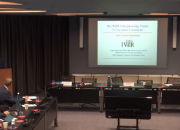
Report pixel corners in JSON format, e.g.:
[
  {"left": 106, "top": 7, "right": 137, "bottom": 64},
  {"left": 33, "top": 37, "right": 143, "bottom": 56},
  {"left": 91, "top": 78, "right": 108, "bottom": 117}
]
[
  {"left": 92, "top": 74, "right": 95, "bottom": 87},
  {"left": 34, "top": 111, "right": 40, "bottom": 115},
  {"left": 39, "top": 103, "right": 48, "bottom": 108},
  {"left": 22, "top": 118, "right": 34, "bottom": 127}
]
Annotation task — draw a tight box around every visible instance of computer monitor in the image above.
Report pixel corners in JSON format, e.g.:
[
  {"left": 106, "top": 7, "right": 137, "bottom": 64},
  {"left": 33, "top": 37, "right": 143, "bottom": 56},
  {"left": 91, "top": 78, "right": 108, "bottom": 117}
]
[
  {"left": 104, "top": 96, "right": 152, "bottom": 119},
  {"left": 61, "top": 76, "right": 75, "bottom": 83}
]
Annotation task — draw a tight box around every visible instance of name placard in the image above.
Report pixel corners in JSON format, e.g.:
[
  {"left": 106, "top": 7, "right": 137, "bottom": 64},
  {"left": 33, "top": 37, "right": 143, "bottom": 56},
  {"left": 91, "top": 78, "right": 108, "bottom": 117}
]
[
  {"left": 61, "top": 81, "right": 72, "bottom": 86},
  {"left": 123, "top": 82, "right": 134, "bottom": 87}
]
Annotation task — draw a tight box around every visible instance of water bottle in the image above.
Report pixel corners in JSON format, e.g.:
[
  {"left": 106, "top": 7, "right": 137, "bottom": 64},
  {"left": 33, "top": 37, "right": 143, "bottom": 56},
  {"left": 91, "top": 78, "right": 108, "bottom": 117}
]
[
  {"left": 107, "top": 76, "right": 111, "bottom": 87},
  {"left": 16, "top": 92, "right": 20, "bottom": 106},
  {"left": 11, "top": 119, "right": 15, "bottom": 130}
]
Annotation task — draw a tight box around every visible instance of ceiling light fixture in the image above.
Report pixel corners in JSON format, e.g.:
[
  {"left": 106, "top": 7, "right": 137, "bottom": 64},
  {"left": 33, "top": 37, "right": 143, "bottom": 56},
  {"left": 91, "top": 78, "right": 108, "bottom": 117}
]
[
  {"left": 144, "top": 13, "right": 180, "bottom": 16},
  {"left": 144, "top": 13, "right": 169, "bottom": 15},
  {"left": 0, "top": 1, "right": 22, "bottom": 5},
  {"left": 52, "top": 13, "right": 103, "bottom": 16},
  {"left": 0, "top": 10, "right": 46, "bottom": 13},
  {"left": 169, "top": 14, "right": 180, "bottom": 15},
  {"left": 0, "top": 8, "right": 24, "bottom": 10}
]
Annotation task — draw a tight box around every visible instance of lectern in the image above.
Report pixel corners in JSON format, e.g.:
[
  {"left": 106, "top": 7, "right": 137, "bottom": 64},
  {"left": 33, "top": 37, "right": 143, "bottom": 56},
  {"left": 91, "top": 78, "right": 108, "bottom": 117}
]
[{"left": 0, "top": 68, "right": 13, "bottom": 95}]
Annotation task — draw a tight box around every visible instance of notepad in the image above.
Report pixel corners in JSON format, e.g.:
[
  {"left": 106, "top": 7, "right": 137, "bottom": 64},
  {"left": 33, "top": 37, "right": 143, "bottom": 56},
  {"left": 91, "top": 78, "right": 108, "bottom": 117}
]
[{"left": 123, "top": 82, "right": 134, "bottom": 87}]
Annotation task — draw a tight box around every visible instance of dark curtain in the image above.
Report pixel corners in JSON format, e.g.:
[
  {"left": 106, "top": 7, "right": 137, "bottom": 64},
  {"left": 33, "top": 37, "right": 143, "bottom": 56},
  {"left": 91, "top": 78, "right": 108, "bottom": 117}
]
[{"left": 0, "top": 15, "right": 69, "bottom": 95}]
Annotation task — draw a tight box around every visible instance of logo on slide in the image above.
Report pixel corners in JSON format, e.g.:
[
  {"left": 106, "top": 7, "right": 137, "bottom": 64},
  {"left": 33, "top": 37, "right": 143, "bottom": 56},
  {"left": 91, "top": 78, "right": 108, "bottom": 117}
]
[{"left": 122, "top": 40, "right": 134, "bottom": 47}]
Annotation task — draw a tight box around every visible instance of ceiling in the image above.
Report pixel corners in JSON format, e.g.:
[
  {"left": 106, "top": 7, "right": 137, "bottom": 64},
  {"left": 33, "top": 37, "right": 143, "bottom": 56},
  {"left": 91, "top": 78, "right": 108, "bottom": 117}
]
[{"left": 1, "top": 0, "right": 180, "bottom": 15}]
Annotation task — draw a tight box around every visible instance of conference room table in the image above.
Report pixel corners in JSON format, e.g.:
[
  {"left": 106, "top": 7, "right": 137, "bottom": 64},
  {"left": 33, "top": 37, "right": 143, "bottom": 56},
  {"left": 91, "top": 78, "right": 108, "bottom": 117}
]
[
  {"left": 46, "top": 83, "right": 180, "bottom": 114},
  {"left": 4, "top": 96, "right": 58, "bottom": 130}
]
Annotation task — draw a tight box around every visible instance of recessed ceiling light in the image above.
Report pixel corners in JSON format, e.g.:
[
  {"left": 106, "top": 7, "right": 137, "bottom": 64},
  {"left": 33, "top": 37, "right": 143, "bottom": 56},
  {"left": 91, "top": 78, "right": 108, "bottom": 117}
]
[{"left": 0, "top": 1, "right": 22, "bottom": 5}]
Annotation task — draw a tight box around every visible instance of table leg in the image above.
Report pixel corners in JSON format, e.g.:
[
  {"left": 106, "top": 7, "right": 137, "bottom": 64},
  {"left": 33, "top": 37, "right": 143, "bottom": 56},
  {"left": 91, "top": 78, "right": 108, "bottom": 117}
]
[{"left": 99, "top": 88, "right": 103, "bottom": 112}]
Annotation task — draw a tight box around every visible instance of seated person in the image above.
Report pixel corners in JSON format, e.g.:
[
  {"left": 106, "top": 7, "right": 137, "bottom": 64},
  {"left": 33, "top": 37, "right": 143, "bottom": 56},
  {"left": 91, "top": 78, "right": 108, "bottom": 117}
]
[
  {"left": 0, "top": 111, "right": 9, "bottom": 119},
  {"left": 0, "top": 78, "right": 16, "bottom": 112}
]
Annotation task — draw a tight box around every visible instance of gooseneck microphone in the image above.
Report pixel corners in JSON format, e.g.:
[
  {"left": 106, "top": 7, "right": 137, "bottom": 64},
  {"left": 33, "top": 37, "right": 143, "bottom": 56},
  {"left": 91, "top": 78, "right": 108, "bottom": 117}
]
[
  {"left": 37, "top": 87, "right": 53, "bottom": 100},
  {"left": 60, "top": 72, "right": 62, "bottom": 81},
  {"left": 37, "top": 87, "right": 52, "bottom": 96},
  {"left": 92, "top": 74, "right": 95, "bottom": 87}
]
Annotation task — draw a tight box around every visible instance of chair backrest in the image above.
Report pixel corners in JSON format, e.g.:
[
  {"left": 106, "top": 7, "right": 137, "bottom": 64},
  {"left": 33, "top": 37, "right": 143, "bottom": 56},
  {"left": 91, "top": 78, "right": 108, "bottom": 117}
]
[
  {"left": 166, "top": 77, "right": 180, "bottom": 84},
  {"left": 111, "top": 76, "right": 123, "bottom": 83},
  {"left": 81, "top": 78, "right": 97, "bottom": 83}
]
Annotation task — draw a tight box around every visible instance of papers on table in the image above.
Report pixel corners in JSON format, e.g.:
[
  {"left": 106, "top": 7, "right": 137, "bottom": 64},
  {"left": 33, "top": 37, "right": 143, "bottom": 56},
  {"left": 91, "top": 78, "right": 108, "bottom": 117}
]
[
  {"left": 22, "top": 104, "right": 37, "bottom": 107},
  {"left": 26, "top": 99, "right": 32, "bottom": 101},
  {"left": 22, "top": 96, "right": 37, "bottom": 99},
  {"left": 164, "top": 84, "right": 173, "bottom": 86}
]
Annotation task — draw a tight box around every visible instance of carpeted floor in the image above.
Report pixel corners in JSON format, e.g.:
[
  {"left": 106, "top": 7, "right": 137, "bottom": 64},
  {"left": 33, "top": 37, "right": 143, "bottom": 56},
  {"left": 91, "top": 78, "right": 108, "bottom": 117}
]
[{"left": 48, "top": 104, "right": 180, "bottom": 130}]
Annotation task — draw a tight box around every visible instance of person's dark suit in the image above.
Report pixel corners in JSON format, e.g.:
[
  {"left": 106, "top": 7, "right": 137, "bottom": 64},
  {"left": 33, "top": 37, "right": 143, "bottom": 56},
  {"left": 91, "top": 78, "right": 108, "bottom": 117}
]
[
  {"left": 0, "top": 58, "right": 5, "bottom": 69},
  {"left": 0, "top": 86, "right": 15, "bottom": 112}
]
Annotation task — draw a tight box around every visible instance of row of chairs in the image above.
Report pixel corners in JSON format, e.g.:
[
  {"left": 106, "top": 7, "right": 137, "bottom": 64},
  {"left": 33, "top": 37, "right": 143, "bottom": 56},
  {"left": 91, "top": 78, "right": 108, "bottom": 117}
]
[
  {"left": 81, "top": 77, "right": 153, "bottom": 84},
  {"left": 63, "top": 75, "right": 180, "bottom": 84},
  {"left": 62, "top": 75, "right": 153, "bottom": 84}
]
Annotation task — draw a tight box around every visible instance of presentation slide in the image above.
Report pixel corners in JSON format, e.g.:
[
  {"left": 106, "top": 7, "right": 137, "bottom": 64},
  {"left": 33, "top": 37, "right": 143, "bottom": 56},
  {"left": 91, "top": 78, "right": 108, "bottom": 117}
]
[
  {"left": 88, "top": 18, "right": 168, "bottom": 68},
  {"left": 97, "top": 20, "right": 158, "bottom": 66}
]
